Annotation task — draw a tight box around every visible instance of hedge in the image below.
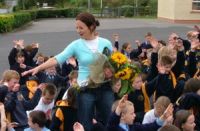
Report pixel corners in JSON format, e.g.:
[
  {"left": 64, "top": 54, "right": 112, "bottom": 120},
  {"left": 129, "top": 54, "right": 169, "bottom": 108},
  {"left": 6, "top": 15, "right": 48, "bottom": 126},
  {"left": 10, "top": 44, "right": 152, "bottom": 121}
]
[
  {"left": 0, "top": 8, "right": 85, "bottom": 33},
  {"left": 0, "top": 15, "right": 14, "bottom": 33},
  {"left": 13, "top": 12, "right": 31, "bottom": 28}
]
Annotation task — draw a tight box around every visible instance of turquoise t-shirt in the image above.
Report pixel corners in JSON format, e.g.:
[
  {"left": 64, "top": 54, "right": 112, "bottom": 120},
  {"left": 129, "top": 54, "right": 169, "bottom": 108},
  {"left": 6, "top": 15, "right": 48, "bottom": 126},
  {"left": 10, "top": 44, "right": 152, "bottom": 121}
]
[{"left": 55, "top": 37, "right": 112, "bottom": 87}]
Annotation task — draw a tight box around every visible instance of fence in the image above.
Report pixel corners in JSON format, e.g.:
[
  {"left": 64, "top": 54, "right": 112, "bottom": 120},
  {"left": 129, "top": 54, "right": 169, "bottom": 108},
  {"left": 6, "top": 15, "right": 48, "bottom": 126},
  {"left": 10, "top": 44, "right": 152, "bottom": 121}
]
[{"left": 90, "top": 6, "right": 157, "bottom": 18}]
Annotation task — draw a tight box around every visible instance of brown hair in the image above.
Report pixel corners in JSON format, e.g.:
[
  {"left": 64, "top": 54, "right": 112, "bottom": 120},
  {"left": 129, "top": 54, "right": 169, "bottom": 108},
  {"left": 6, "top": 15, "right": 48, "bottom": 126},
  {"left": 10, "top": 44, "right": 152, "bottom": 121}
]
[
  {"left": 29, "top": 110, "right": 47, "bottom": 128},
  {"left": 16, "top": 51, "right": 25, "bottom": 58},
  {"left": 121, "top": 42, "right": 131, "bottom": 53},
  {"left": 158, "top": 46, "right": 177, "bottom": 63},
  {"left": 154, "top": 96, "right": 171, "bottom": 108},
  {"left": 36, "top": 53, "right": 45, "bottom": 59},
  {"left": 42, "top": 83, "right": 57, "bottom": 96},
  {"left": 67, "top": 87, "right": 77, "bottom": 108},
  {"left": 111, "top": 100, "right": 134, "bottom": 114},
  {"left": 174, "top": 110, "right": 193, "bottom": 130},
  {"left": 76, "top": 12, "right": 99, "bottom": 32},
  {"left": 68, "top": 70, "right": 78, "bottom": 80},
  {"left": 25, "top": 45, "right": 33, "bottom": 52},
  {"left": 187, "top": 31, "right": 198, "bottom": 40},
  {"left": 1, "top": 70, "right": 20, "bottom": 83},
  {"left": 159, "top": 125, "right": 180, "bottom": 131},
  {"left": 184, "top": 78, "right": 200, "bottom": 93},
  {"left": 145, "top": 32, "right": 152, "bottom": 37},
  {"left": 159, "top": 55, "right": 174, "bottom": 66}
]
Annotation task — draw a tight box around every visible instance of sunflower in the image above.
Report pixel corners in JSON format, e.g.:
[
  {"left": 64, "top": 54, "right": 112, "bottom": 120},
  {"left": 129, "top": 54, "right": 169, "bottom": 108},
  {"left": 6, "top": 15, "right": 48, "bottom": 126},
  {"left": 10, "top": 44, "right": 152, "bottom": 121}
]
[
  {"left": 114, "top": 67, "right": 132, "bottom": 80},
  {"left": 111, "top": 52, "right": 127, "bottom": 65}
]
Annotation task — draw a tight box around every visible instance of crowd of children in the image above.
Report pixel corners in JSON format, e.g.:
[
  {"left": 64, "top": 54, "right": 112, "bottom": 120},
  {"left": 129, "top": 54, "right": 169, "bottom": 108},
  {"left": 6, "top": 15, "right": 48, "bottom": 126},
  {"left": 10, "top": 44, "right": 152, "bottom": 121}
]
[{"left": 0, "top": 20, "right": 200, "bottom": 131}]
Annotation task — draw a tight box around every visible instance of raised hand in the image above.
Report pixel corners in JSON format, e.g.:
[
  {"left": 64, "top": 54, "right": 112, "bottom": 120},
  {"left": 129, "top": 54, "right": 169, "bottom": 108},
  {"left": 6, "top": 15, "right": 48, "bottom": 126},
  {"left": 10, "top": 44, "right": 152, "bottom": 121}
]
[
  {"left": 13, "top": 40, "right": 24, "bottom": 49},
  {"left": 135, "top": 40, "right": 141, "bottom": 47},
  {"left": 170, "top": 33, "right": 179, "bottom": 39},
  {"left": 37, "top": 83, "right": 47, "bottom": 91},
  {"left": 175, "top": 39, "right": 184, "bottom": 51},
  {"left": 116, "top": 94, "right": 128, "bottom": 115},
  {"left": 194, "top": 25, "right": 200, "bottom": 32},
  {"left": 160, "top": 103, "right": 174, "bottom": 121},
  {"left": 31, "top": 42, "right": 39, "bottom": 48},
  {"left": 191, "top": 38, "right": 200, "bottom": 50},
  {"left": 68, "top": 57, "right": 77, "bottom": 67},
  {"left": 20, "top": 63, "right": 26, "bottom": 69},
  {"left": 73, "top": 122, "right": 85, "bottom": 131},
  {"left": 149, "top": 37, "right": 159, "bottom": 49},
  {"left": 112, "top": 33, "right": 119, "bottom": 41}
]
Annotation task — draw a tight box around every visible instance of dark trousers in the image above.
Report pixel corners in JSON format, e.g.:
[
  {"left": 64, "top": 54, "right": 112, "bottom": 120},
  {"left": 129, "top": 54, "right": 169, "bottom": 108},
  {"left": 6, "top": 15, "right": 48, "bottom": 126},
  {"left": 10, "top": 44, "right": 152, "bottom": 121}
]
[{"left": 77, "top": 83, "right": 114, "bottom": 131}]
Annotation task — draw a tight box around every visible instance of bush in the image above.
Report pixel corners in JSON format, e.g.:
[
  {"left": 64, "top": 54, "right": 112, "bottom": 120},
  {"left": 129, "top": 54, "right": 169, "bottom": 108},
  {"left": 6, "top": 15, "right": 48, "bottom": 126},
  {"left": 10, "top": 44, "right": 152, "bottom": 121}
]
[
  {"left": 120, "top": 5, "right": 134, "bottom": 17},
  {"left": 0, "top": 15, "right": 14, "bottom": 33},
  {"left": 27, "top": 10, "right": 38, "bottom": 20},
  {"left": 0, "top": 13, "right": 31, "bottom": 33},
  {"left": 13, "top": 12, "right": 31, "bottom": 28},
  {"left": 36, "top": 8, "right": 82, "bottom": 18},
  {"left": 0, "top": 8, "right": 85, "bottom": 33}
]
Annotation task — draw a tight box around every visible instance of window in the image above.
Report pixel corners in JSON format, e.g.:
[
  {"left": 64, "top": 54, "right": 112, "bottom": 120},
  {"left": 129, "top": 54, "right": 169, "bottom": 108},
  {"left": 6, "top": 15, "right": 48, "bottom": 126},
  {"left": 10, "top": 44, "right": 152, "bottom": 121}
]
[{"left": 192, "top": 0, "right": 200, "bottom": 10}]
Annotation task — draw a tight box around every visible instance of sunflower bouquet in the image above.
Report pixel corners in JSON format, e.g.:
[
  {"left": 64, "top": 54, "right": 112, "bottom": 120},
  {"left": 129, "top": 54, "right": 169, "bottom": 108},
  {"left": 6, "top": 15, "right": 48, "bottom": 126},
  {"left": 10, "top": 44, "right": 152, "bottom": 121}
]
[
  {"left": 88, "top": 50, "right": 140, "bottom": 97},
  {"left": 109, "top": 51, "right": 140, "bottom": 97}
]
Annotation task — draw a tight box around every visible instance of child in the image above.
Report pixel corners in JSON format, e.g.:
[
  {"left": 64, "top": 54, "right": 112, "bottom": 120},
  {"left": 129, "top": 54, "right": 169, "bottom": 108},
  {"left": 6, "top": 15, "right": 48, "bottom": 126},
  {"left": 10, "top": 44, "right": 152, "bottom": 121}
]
[
  {"left": 121, "top": 42, "right": 132, "bottom": 60},
  {"left": 20, "top": 75, "right": 39, "bottom": 100},
  {"left": 142, "top": 96, "right": 171, "bottom": 124},
  {"left": 141, "top": 32, "right": 153, "bottom": 50},
  {"left": 159, "top": 125, "right": 180, "bottom": 131},
  {"left": 111, "top": 78, "right": 121, "bottom": 100},
  {"left": 61, "top": 70, "right": 78, "bottom": 100},
  {"left": 37, "top": 65, "right": 67, "bottom": 87},
  {"left": 10, "top": 52, "right": 31, "bottom": 85},
  {"left": 112, "top": 33, "right": 119, "bottom": 51},
  {"left": 107, "top": 95, "right": 174, "bottom": 131},
  {"left": 33, "top": 53, "right": 46, "bottom": 67},
  {"left": 24, "top": 43, "right": 39, "bottom": 67},
  {"left": 3, "top": 71, "right": 42, "bottom": 131},
  {"left": 175, "top": 78, "right": 200, "bottom": 130},
  {"left": 25, "top": 110, "right": 50, "bottom": 131},
  {"left": 0, "top": 70, "right": 20, "bottom": 103},
  {"left": 154, "top": 55, "right": 185, "bottom": 103},
  {"left": 50, "top": 87, "right": 78, "bottom": 131},
  {"left": 61, "top": 56, "right": 78, "bottom": 77},
  {"left": 174, "top": 110, "right": 196, "bottom": 131},
  {"left": 128, "top": 74, "right": 154, "bottom": 123},
  {"left": 33, "top": 83, "right": 57, "bottom": 121}
]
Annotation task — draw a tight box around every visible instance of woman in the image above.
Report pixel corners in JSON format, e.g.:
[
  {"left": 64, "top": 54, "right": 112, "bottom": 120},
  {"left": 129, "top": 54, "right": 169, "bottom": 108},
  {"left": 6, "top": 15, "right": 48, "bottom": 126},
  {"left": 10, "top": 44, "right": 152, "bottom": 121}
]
[{"left": 22, "top": 12, "right": 114, "bottom": 131}]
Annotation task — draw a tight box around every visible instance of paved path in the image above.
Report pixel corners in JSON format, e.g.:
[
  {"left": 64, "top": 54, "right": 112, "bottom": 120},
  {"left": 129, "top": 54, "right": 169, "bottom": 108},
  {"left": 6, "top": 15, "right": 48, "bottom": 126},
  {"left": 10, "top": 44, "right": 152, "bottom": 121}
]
[{"left": 0, "top": 18, "right": 195, "bottom": 74}]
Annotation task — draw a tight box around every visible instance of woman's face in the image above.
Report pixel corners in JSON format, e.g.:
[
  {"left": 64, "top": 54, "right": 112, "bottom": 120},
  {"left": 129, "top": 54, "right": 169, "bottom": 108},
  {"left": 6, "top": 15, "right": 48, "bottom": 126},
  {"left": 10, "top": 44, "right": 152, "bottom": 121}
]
[
  {"left": 182, "top": 114, "right": 196, "bottom": 131},
  {"left": 75, "top": 20, "right": 93, "bottom": 40}
]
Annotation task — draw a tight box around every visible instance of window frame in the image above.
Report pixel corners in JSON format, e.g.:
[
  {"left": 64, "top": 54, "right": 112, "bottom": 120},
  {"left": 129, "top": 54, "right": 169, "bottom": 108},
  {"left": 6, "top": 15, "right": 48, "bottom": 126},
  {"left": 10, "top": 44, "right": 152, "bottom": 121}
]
[{"left": 192, "top": 0, "right": 200, "bottom": 11}]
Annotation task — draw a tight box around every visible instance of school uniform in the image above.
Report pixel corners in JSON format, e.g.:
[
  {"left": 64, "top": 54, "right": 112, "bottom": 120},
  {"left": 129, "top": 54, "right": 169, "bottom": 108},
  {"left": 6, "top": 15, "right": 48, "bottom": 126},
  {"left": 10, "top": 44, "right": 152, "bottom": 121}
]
[
  {"left": 50, "top": 100, "right": 77, "bottom": 131},
  {"left": 4, "top": 89, "right": 41, "bottom": 131},
  {"left": 107, "top": 112, "right": 162, "bottom": 131}
]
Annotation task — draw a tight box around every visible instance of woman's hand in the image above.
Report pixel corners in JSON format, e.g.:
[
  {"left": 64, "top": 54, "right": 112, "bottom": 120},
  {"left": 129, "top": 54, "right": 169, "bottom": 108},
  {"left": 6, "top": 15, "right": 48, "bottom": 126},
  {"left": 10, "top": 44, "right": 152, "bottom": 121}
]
[{"left": 22, "top": 67, "right": 40, "bottom": 76}]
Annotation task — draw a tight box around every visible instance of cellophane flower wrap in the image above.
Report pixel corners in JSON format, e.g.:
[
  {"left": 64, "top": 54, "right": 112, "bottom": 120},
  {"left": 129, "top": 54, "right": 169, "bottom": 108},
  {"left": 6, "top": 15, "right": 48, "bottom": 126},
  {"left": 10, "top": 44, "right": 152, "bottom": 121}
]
[{"left": 88, "top": 49, "right": 140, "bottom": 97}]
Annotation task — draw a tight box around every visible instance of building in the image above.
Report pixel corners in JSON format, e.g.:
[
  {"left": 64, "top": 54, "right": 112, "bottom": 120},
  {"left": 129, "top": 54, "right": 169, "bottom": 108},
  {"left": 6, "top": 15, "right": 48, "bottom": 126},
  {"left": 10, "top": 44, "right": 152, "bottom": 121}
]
[
  {"left": 158, "top": 0, "right": 200, "bottom": 23},
  {"left": 0, "top": 0, "right": 17, "bottom": 14}
]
